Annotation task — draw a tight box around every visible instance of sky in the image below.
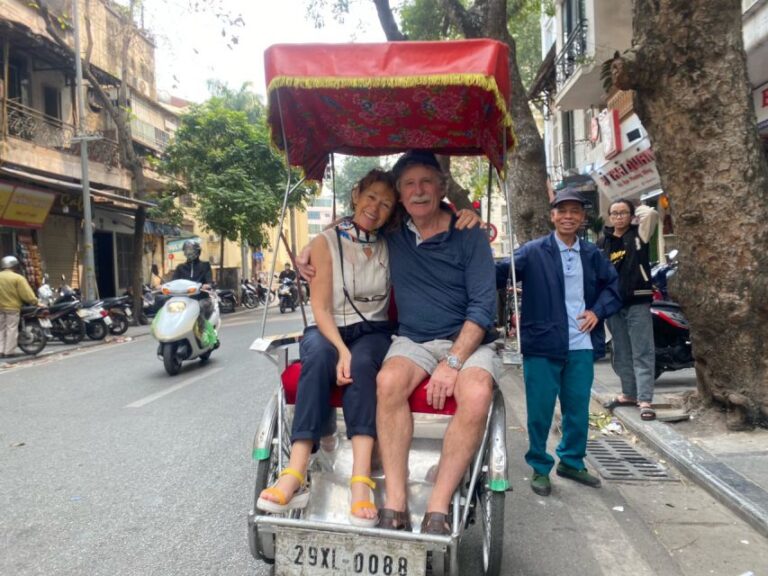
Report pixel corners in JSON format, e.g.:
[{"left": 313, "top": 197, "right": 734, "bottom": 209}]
[{"left": 142, "top": 0, "right": 389, "bottom": 104}]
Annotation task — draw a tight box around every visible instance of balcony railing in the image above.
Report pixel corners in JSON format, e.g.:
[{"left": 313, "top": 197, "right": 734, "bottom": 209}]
[
  {"left": 3, "top": 99, "right": 121, "bottom": 169},
  {"left": 555, "top": 20, "right": 589, "bottom": 90}
]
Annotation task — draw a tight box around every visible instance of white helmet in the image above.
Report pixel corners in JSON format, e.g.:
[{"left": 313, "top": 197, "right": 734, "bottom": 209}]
[{"left": 1, "top": 255, "right": 19, "bottom": 270}]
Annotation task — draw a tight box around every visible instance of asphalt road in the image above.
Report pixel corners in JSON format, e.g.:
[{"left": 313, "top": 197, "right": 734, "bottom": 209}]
[{"left": 1, "top": 308, "right": 766, "bottom": 575}]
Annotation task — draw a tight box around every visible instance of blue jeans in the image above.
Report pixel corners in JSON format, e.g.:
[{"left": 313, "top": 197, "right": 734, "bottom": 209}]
[
  {"left": 292, "top": 323, "right": 392, "bottom": 444},
  {"left": 606, "top": 303, "right": 655, "bottom": 404},
  {"left": 523, "top": 351, "right": 594, "bottom": 474}
]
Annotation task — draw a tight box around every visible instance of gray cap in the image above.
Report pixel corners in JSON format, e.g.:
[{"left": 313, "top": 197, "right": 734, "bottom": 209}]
[{"left": 551, "top": 187, "right": 588, "bottom": 208}]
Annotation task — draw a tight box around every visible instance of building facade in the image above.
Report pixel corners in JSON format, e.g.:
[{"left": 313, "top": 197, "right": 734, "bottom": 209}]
[
  {"left": 0, "top": 0, "right": 178, "bottom": 297},
  {"left": 533, "top": 0, "right": 767, "bottom": 259}
]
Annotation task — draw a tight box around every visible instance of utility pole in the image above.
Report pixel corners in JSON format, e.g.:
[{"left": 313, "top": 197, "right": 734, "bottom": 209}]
[{"left": 71, "top": 0, "right": 98, "bottom": 301}]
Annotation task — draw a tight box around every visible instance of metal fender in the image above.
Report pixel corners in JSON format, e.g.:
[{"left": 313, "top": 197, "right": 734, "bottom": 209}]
[
  {"left": 151, "top": 298, "right": 201, "bottom": 342},
  {"left": 488, "top": 387, "right": 511, "bottom": 491},
  {"left": 252, "top": 391, "right": 279, "bottom": 461}
]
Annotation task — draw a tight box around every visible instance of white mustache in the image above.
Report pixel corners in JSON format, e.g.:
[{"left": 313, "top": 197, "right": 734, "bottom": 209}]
[{"left": 410, "top": 195, "right": 431, "bottom": 203}]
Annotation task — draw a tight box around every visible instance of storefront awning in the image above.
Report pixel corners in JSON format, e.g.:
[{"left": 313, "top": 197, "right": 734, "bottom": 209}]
[
  {"left": 0, "top": 166, "right": 157, "bottom": 209},
  {"left": 0, "top": 179, "right": 56, "bottom": 228}
]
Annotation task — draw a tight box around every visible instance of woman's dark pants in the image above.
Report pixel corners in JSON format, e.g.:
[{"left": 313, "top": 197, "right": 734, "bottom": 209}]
[{"left": 291, "top": 323, "right": 392, "bottom": 444}]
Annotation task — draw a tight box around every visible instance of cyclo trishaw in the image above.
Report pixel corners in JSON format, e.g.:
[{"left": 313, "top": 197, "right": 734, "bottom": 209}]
[{"left": 248, "top": 39, "right": 517, "bottom": 576}]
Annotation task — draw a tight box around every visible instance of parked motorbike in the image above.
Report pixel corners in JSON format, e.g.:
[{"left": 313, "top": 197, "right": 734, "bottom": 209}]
[
  {"left": 17, "top": 305, "right": 50, "bottom": 355},
  {"left": 255, "top": 278, "right": 275, "bottom": 307},
  {"left": 37, "top": 276, "right": 85, "bottom": 344},
  {"left": 101, "top": 295, "right": 132, "bottom": 335},
  {"left": 651, "top": 250, "right": 694, "bottom": 379},
  {"left": 151, "top": 279, "right": 221, "bottom": 376},
  {"left": 240, "top": 278, "right": 258, "bottom": 309},
  {"left": 126, "top": 284, "right": 169, "bottom": 325},
  {"left": 215, "top": 284, "right": 238, "bottom": 313},
  {"left": 53, "top": 280, "right": 112, "bottom": 341}
]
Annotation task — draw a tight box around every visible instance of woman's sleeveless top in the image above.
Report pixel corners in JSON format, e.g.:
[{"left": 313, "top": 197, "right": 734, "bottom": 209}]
[{"left": 312, "top": 226, "right": 390, "bottom": 327}]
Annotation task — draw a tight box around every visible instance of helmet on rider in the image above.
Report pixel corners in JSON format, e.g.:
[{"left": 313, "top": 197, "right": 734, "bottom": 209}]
[
  {"left": 182, "top": 240, "right": 201, "bottom": 262},
  {"left": 1, "top": 255, "right": 20, "bottom": 270}
]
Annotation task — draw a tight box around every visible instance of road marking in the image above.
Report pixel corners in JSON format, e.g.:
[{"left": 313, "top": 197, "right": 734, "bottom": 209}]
[{"left": 125, "top": 367, "right": 224, "bottom": 408}]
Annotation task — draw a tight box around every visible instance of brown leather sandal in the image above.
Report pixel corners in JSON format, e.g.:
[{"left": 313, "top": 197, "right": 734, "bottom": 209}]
[
  {"left": 378, "top": 508, "right": 412, "bottom": 531},
  {"left": 420, "top": 511, "right": 451, "bottom": 535}
]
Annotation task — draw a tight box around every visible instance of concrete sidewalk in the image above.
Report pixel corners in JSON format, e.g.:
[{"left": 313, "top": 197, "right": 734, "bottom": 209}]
[{"left": 589, "top": 359, "right": 768, "bottom": 539}]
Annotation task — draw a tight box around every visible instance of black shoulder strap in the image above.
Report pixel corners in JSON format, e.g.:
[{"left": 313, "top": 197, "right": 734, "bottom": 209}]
[{"left": 335, "top": 228, "right": 386, "bottom": 332}]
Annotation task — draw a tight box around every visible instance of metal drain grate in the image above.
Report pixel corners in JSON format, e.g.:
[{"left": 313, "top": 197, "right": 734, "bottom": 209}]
[{"left": 586, "top": 437, "right": 676, "bottom": 481}]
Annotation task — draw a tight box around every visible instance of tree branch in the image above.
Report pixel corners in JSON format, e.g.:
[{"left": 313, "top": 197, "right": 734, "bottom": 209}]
[{"left": 371, "top": 0, "right": 406, "bottom": 41}]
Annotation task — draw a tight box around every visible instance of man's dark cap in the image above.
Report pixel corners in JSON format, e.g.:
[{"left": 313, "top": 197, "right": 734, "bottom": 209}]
[
  {"left": 392, "top": 150, "right": 442, "bottom": 180},
  {"left": 551, "top": 187, "right": 588, "bottom": 208}
]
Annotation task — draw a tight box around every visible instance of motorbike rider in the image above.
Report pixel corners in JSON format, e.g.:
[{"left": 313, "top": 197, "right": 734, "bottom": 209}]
[
  {"left": 278, "top": 262, "right": 299, "bottom": 305},
  {"left": 172, "top": 240, "right": 214, "bottom": 319},
  {"left": 0, "top": 256, "right": 39, "bottom": 357}
]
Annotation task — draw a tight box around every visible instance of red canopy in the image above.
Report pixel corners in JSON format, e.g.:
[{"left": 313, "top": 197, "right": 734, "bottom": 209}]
[{"left": 265, "top": 39, "right": 515, "bottom": 181}]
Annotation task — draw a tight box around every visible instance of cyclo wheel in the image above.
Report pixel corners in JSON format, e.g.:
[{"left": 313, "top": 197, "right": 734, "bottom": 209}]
[
  {"left": 477, "top": 484, "right": 504, "bottom": 576},
  {"left": 250, "top": 396, "right": 292, "bottom": 564}
]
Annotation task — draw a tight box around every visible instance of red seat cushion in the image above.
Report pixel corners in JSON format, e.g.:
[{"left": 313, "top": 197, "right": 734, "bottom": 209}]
[{"left": 280, "top": 361, "right": 457, "bottom": 416}]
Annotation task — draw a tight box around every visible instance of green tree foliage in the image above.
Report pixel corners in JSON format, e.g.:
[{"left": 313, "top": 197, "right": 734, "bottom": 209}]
[{"left": 162, "top": 94, "right": 310, "bottom": 250}]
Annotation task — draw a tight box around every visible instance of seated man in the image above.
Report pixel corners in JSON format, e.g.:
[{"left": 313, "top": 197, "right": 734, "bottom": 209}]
[
  {"left": 300, "top": 151, "right": 498, "bottom": 534},
  {"left": 375, "top": 151, "right": 499, "bottom": 534}
]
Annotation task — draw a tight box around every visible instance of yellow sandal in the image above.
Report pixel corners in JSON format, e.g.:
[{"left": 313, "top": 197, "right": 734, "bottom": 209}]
[
  {"left": 256, "top": 468, "right": 310, "bottom": 513},
  {"left": 349, "top": 475, "right": 378, "bottom": 528}
]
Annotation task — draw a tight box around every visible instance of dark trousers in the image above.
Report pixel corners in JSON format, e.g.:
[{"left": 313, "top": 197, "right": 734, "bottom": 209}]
[{"left": 291, "top": 322, "right": 392, "bottom": 444}]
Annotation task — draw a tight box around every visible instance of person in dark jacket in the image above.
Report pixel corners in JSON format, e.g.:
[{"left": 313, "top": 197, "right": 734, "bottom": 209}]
[
  {"left": 173, "top": 240, "right": 213, "bottom": 286},
  {"left": 497, "top": 188, "right": 621, "bottom": 496},
  {"left": 172, "top": 240, "right": 214, "bottom": 318},
  {"left": 598, "top": 199, "right": 659, "bottom": 420}
]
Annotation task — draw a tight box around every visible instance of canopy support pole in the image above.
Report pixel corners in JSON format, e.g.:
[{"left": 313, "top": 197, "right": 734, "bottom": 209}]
[{"left": 258, "top": 89, "right": 307, "bottom": 339}]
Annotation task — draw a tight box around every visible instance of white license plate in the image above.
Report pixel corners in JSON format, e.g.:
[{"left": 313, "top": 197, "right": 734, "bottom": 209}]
[
  {"left": 103, "top": 316, "right": 112, "bottom": 326},
  {"left": 125, "top": 309, "right": 132, "bottom": 317},
  {"left": 39, "top": 318, "right": 52, "bottom": 328},
  {"left": 276, "top": 528, "right": 425, "bottom": 576}
]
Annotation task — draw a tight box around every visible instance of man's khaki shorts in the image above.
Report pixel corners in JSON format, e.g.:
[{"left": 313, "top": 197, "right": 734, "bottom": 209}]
[{"left": 384, "top": 335, "right": 500, "bottom": 382}]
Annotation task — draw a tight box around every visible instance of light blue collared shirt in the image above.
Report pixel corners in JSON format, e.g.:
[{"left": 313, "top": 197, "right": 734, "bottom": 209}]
[{"left": 555, "top": 234, "right": 593, "bottom": 351}]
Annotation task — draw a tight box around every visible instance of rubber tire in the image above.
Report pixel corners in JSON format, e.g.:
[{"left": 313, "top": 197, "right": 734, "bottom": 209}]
[
  {"left": 478, "top": 488, "right": 505, "bottom": 576},
  {"left": 655, "top": 365, "right": 663, "bottom": 380},
  {"left": 243, "top": 293, "right": 257, "bottom": 309},
  {"left": 109, "top": 314, "right": 129, "bottom": 335},
  {"left": 138, "top": 312, "right": 150, "bottom": 326},
  {"left": 163, "top": 343, "right": 182, "bottom": 376},
  {"left": 251, "top": 440, "right": 280, "bottom": 564},
  {"left": 86, "top": 320, "right": 108, "bottom": 341},
  {"left": 18, "top": 321, "right": 47, "bottom": 355},
  {"left": 199, "top": 350, "right": 212, "bottom": 364},
  {"left": 60, "top": 316, "right": 85, "bottom": 344},
  {"left": 279, "top": 303, "right": 286, "bottom": 314}
]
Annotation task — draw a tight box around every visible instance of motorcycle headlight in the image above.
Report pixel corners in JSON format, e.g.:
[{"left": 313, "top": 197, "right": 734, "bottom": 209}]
[{"left": 167, "top": 301, "right": 187, "bottom": 313}]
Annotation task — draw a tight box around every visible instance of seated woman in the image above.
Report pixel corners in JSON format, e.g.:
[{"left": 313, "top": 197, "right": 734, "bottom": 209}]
[{"left": 257, "top": 169, "right": 397, "bottom": 527}]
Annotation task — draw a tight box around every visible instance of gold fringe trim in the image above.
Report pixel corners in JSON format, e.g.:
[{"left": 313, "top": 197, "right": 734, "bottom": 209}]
[{"left": 267, "top": 74, "right": 513, "bottom": 129}]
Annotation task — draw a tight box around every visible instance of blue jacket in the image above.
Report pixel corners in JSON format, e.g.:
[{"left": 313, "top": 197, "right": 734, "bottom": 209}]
[{"left": 496, "top": 233, "right": 621, "bottom": 361}]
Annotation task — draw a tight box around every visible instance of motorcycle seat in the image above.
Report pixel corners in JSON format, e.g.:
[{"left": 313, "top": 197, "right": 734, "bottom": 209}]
[
  {"left": 48, "top": 301, "right": 79, "bottom": 313},
  {"left": 81, "top": 299, "right": 103, "bottom": 308},
  {"left": 280, "top": 361, "right": 456, "bottom": 416},
  {"left": 20, "top": 305, "right": 42, "bottom": 315}
]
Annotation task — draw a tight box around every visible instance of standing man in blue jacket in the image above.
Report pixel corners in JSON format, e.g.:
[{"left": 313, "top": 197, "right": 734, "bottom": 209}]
[{"left": 497, "top": 187, "right": 621, "bottom": 496}]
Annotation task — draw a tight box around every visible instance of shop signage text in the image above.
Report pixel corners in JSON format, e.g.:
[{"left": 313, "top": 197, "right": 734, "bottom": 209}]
[{"left": 0, "top": 180, "right": 56, "bottom": 228}]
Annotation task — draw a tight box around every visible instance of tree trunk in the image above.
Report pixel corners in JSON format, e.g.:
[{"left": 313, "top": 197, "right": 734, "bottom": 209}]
[
  {"left": 219, "top": 237, "right": 225, "bottom": 286},
  {"left": 628, "top": 0, "right": 768, "bottom": 428},
  {"left": 443, "top": 0, "right": 552, "bottom": 242}
]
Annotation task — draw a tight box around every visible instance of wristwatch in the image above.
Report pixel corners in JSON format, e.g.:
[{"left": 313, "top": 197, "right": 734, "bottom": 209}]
[{"left": 443, "top": 353, "right": 463, "bottom": 371}]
